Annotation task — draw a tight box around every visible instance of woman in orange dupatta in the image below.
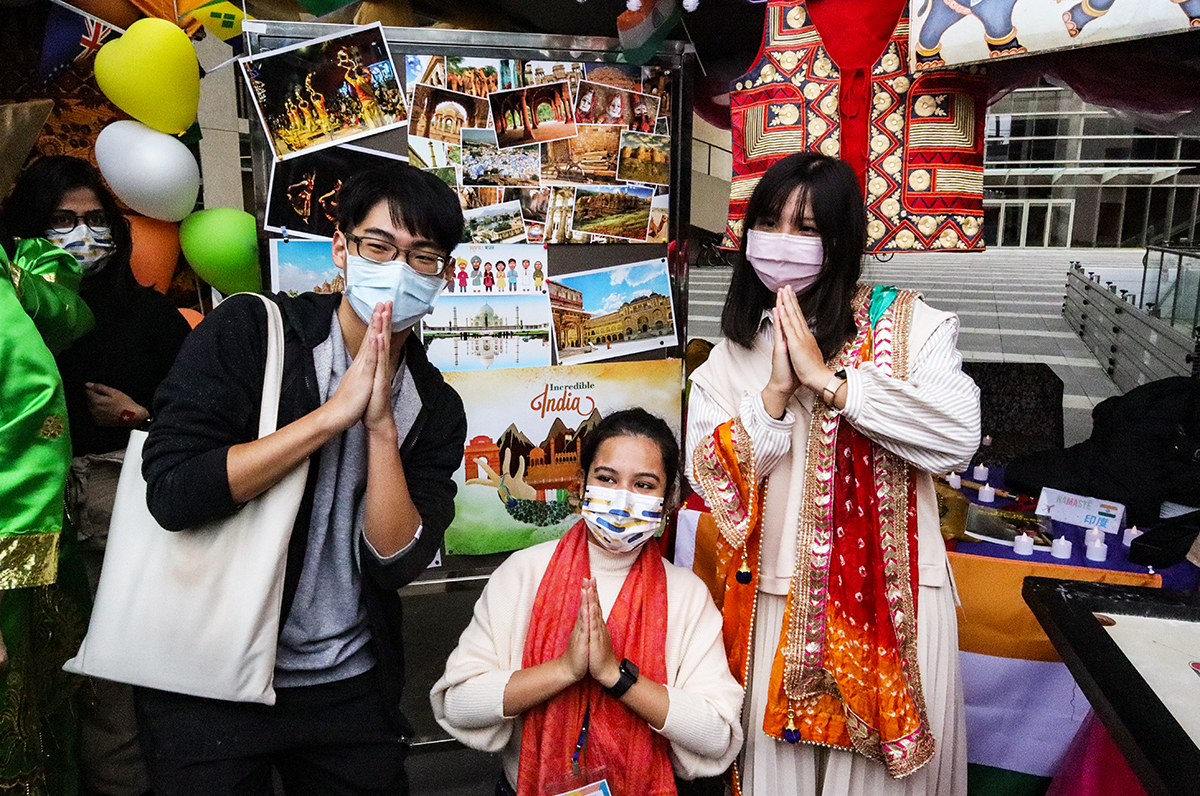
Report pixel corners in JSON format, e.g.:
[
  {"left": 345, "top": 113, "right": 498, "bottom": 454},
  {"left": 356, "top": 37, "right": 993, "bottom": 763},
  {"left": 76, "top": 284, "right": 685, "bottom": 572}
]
[
  {"left": 686, "top": 153, "right": 980, "bottom": 796},
  {"left": 433, "top": 410, "right": 744, "bottom": 796}
]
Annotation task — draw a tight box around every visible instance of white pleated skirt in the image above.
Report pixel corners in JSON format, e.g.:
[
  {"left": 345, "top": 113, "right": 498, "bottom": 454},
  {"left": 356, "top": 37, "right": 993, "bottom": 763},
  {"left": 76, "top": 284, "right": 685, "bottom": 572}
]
[{"left": 740, "top": 584, "right": 967, "bottom": 796}]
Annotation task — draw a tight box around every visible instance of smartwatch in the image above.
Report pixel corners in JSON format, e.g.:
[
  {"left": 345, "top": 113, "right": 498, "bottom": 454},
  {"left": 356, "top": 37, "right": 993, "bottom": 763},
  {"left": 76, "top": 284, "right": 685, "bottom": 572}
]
[{"left": 603, "top": 658, "right": 639, "bottom": 698}]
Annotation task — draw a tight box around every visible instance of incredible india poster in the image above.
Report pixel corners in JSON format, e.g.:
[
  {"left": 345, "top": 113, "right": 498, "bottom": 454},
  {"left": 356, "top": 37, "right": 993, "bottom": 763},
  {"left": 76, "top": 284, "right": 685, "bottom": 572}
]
[{"left": 442, "top": 359, "right": 682, "bottom": 555}]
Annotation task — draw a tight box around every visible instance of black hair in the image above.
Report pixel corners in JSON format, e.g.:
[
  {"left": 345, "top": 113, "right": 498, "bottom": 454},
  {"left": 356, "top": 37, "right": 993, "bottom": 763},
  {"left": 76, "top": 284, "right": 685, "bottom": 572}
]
[
  {"left": 578, "top": 408, "right": 680, "bottom": 502},
  {"left": 2, "top": 155, "right": 138, "bottom": 300},
  {"left": 0, "top": 217, "right": 13, "bottom": 261},
  {"left": 720, "top": 152, "right": 866, "bottom": 360},
  {"left": 335, "top": 163, "right": 464, "bottom": 255}
]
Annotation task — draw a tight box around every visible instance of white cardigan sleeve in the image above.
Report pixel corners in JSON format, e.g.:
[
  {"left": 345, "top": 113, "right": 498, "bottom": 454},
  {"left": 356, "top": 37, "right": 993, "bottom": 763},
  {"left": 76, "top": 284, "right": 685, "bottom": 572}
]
[
  {"left": 685, "top": 385, "right": 795, "bottom": 497},
  {"left": 839, "top": 312, "right": 981, "bottom": 475},
  {"left": 657, "top": 565, "right": 746, "bottom": 779}
]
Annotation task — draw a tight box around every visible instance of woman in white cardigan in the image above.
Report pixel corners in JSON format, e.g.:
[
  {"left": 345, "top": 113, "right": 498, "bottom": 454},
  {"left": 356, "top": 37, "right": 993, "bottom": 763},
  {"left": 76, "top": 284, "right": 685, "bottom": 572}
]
[
  {"left": 432, "top": 409, "right": 744, "bottom": 796},
  {"left": 687, "top": 152, "right": 979, "bottom": 796}
]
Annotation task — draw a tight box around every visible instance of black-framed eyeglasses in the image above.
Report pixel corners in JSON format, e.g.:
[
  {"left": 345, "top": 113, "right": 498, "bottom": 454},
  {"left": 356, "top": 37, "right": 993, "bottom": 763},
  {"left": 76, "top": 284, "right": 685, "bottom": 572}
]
[
  {"left": 48, "top": 209, "right": 110, "bottom": 234},
  {"left": 345, "top": 231, "right": 447, "bottom": 275}
]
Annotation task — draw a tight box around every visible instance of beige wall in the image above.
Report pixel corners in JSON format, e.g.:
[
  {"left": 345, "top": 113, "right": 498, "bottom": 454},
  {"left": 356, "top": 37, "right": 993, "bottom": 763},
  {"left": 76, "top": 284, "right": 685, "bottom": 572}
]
[{"left": 690, "top": 113, "right": 732, "bottom": 234}]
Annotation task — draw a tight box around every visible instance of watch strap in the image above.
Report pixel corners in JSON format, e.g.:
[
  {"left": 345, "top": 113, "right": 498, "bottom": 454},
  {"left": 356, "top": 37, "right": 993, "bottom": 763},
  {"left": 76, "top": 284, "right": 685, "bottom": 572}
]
[
  {"left": 603, "top": 658, "right": 638, "bottom": 698},
  {"left": 822, "top": 371, "right": 846, "bottom": 406}
]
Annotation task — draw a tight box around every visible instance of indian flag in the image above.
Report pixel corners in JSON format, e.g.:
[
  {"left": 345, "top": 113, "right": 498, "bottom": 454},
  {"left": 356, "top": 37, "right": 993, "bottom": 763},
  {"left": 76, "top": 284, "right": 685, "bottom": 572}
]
[{"left": 949, "top": 553, "right": 1158, "bottom": 794}]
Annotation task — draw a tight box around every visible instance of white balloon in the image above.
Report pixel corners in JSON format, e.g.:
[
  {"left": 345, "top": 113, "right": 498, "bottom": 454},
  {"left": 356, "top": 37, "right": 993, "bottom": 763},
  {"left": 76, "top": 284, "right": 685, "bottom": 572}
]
[{"left": 95, "top": 120, "right": 199, "bottom": 222}]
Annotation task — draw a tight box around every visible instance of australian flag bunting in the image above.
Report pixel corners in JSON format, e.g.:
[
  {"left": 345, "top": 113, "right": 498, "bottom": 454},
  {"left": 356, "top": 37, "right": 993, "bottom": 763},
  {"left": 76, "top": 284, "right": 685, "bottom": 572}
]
[{"left": 35, "top": 0, "right": 122, "bottom": 86}]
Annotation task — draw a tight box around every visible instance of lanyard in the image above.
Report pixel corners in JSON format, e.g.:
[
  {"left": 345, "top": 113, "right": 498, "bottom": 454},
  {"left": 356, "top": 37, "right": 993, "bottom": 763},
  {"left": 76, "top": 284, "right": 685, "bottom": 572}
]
[{"left": 571, "top": 704, "right": 591, "bottom": 777}]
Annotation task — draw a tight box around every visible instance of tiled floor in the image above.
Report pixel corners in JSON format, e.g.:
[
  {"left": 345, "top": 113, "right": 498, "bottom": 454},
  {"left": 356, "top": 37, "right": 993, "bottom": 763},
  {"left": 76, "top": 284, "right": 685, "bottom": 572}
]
[{"left": 686, "top": 248, "right": 1150, "bottom": 446}]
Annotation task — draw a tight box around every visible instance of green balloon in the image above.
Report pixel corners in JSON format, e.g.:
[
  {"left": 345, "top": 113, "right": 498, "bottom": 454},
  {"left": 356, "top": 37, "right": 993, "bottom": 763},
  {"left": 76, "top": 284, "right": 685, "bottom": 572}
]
[{"left": 179, "top": 208, "right": 261, "bottom": 295}]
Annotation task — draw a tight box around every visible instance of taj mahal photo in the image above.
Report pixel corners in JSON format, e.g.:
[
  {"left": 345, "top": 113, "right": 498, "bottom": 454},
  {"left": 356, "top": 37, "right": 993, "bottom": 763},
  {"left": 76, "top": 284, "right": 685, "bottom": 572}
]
[{"left": 422, "top": 293, "right": 553, "bottom": 372}]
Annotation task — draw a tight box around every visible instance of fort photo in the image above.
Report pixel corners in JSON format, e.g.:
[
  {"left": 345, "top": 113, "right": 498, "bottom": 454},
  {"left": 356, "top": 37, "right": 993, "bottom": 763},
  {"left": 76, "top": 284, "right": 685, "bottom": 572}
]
[
  {"left": 547, "top": 257, "right": 677, "bottom": 365},
  {"left": 569, "top": 184, "right": 653, "bottom": 241},
  {"left": 462, "top": 199, "right": 528, "bottom": 243}
]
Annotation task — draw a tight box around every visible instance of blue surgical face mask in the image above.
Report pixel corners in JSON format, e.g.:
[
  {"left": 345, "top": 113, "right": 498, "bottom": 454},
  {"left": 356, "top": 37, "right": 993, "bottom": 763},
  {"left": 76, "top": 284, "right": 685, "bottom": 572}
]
[{"left": 343, "top": 254, "right": 445, "bottom": 331}]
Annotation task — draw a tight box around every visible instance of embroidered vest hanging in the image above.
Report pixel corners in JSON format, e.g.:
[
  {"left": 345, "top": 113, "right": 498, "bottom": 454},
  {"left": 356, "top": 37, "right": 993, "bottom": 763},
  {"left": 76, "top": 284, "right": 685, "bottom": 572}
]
[{"left": 723, "top": 0, "right": 987, "bottom": 254}]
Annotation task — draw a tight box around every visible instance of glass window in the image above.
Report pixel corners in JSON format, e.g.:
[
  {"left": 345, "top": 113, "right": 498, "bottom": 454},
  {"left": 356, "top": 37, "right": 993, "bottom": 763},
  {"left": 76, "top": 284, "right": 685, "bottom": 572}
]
[
  {"left": 1026, "top": 204, "right": 1049, "bottom": 247},
  {"left": 1122, "top": 187, "right": 1149, "bottom": 247},
  {"left": 1001, "top": 203, "right": 1024, "bottom": 247},
  {"left": 1147, "top": 187, "right": 1171, "bottom": 245},
  {"left": 1049, "top": 203, "right": 1072, "bottom": 247},
  {"left": 1170, "top": 188, "right": 1195, "bottom": 246},
  {"left": 983, "top": 206, "right": 1000, "bottom": 248},
  {"left": 1096, "top": 201, "right": 1123, "bottom": 247}
]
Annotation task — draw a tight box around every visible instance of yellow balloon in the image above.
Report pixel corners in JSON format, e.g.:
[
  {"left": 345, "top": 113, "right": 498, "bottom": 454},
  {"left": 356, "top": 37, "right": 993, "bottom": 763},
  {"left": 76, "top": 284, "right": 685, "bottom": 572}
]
[{"left": 95, "top": 18, "right": 199, "bottom": 136}]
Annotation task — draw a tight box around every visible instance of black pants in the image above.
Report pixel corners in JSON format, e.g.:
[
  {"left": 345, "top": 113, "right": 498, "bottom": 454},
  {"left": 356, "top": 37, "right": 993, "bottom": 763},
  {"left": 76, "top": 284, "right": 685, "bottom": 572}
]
[{"left": 134, "top": 670, "right": 408, "bottom": 796}]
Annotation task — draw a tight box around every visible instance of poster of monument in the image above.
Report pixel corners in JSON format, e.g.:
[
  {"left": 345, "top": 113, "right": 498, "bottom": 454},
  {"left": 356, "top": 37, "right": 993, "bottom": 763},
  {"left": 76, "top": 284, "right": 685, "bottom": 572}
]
[
  {"left": 269, "top": 238, "right": 341, "bottom": 296},
  {"left": 547, "top": 258, "right": 677, "bottom": 365},
  {"left": 442, "top": 358, "right": 682, "bottom": 555},
  {"left": 422, "top": 293, "right": 553, "bottom": 373}
]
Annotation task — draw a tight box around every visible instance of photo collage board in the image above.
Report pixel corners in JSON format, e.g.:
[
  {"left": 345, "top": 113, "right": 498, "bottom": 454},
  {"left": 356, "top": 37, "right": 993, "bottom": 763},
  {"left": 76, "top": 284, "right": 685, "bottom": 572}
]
[
  {"left": 247, "top": 23, "right": 687, "bottom": 555},
  {"left": 248, "top": 23, "right": 682, "bottom": 371}
]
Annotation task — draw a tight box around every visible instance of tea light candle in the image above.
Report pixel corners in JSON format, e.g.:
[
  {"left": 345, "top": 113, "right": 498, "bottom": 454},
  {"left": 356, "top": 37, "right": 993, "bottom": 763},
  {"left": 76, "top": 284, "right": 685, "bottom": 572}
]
[
  {"left": 946, "top": 472, "right": 961, "bottom": 489},
  {"left": 1051, "top": 537, "right": 1073, "bottom": 559},
  {"left": 977, "top": 483, "right": 995, "bottom": 503},
  {"left": 1123, "top": 526, "right": 1142, "bottom": 547},
  {"left": 1084, "top": 526, "right": 1104, "bottom": 547},
  {"left": 973, "top": 464, "right": 989, "bottom": 482},
  {"left": 1086, "top": 539, "right": 1108, "bottom": 562},
  {"left": 1013, "top": 534, "right": 1034, "bottom": 556}
]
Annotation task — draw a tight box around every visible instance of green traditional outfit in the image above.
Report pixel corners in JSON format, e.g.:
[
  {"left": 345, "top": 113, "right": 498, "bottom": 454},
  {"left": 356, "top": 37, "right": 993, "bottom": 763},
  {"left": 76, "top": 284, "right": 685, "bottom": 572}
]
[{"left": 1, "top": 238, "right": 93, "bottom": 795}]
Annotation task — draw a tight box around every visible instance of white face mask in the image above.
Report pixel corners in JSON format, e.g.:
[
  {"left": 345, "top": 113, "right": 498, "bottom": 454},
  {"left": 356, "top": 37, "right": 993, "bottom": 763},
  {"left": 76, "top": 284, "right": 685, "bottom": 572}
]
[
  {"left": 746, "top": 229, "right": 824, "bottom": 294},
  {"left": 46, "top": 224, "right": 114, "bottom": 274},
  {"left": 581, "top": 484, "right": 665, "bottom": 554},
  {"left": 343, "top": 254, "right": 445, "bottom": 332}
]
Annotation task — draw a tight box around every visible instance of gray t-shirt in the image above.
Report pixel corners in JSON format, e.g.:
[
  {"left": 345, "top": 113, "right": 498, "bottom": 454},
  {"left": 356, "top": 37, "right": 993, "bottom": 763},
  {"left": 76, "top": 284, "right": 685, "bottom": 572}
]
[{"left": 274, "top": 314, "right": 421, "bottom": 687}]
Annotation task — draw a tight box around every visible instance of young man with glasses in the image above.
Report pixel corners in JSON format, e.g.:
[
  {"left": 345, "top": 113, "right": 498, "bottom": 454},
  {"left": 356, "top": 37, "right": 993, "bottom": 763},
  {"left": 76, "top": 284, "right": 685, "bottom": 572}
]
[{"left": 138, "top": 164, "right": 467, "bottom": 794}]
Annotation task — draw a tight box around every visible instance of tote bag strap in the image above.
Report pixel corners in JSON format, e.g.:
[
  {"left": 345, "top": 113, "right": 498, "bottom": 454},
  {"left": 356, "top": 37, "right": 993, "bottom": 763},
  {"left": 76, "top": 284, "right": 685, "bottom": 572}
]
[{"left": 245, "top": 293, "right": 287, "bottom": 440}]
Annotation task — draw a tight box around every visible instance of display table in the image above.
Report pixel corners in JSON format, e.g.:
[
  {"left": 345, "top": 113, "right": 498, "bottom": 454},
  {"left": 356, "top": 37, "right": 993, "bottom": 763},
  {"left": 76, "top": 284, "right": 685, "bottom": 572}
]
[
  {"left": 945, "top": 474, "right": 1198, "bottom": 795},
  {"left": 1023, "top": 578, "right": 1200, "bottom": 796}
]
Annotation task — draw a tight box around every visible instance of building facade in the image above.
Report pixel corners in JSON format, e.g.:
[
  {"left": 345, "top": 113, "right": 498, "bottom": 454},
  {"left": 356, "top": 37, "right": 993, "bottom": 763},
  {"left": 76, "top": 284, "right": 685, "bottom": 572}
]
[
  {"left": 985, "top": 82, "right": 1200, "bottom": 248},
  {"left": 583, "top": 292, "right": 673, "bottom": 344}
]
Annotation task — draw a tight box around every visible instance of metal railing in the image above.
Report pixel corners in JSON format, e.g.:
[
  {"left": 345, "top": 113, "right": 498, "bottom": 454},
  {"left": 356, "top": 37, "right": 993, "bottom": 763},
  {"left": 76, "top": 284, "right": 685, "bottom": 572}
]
[{"left": 1140, "top": 246, "right": 1200, "bottom": 339}]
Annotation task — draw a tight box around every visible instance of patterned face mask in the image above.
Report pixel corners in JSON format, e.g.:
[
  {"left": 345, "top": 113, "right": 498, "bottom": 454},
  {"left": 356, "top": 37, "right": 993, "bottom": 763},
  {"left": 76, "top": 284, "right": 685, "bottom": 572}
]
[
  {"left": 45, "top": 225, "right": 114, "bottom": 274},
  {"left": 581, "top": 484, "right": 664, "bottom": 554}
]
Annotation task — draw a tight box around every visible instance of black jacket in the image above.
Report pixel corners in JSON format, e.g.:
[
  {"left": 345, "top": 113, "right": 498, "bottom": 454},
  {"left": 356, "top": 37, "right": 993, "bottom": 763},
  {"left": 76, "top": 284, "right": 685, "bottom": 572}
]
[
  {"left": 143, "top": 291, "right": 467, "bottom": 731},
  {"left": 1008, "top": 376, "right": 1200, "bottom": 525},
  {"left": 59, "top": 281, "right": 192, "bottom": 456}
]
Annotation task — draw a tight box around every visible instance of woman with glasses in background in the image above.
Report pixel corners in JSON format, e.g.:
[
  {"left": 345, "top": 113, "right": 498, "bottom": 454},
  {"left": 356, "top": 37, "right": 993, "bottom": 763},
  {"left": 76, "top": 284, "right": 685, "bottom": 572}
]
[{"left": 3, "top": 155, "right": 192, "bottom": 796}]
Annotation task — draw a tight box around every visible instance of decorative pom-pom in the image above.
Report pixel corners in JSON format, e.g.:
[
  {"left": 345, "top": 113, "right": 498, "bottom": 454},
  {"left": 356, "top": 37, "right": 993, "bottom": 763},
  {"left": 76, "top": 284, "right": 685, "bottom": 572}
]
[
  {"left": 736, "top": 568, "right": 752, "bottom": 584},
  {"left": 784, "top": 727, "right": 802, "bottom": 744},
  {"left": 682, "top": 0, "right": 699, "bottom": 11},
  {"left": 627, "top": 0, "right": 642, "bottom": 9}
]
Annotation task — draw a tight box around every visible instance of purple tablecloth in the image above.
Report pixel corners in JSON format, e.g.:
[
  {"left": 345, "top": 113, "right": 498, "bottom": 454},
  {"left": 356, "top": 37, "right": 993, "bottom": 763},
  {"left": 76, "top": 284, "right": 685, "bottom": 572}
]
[{"left": 950, "top": 468, "right": 1199, "bottom": 592}]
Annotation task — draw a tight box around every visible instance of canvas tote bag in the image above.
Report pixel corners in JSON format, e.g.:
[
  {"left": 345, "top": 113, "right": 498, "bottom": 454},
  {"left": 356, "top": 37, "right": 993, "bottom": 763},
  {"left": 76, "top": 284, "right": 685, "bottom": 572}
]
[{"left": 65, "top": 294, "right": 309, "bottom": 705}]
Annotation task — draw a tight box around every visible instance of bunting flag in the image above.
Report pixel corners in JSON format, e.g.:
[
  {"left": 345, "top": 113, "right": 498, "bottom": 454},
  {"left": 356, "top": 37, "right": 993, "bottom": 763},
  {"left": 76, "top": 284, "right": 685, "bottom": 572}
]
[
  {"left": 35, "top": 1, "right": 121, "bottom": 86},
  {"left": 617, "top": 0, "right": 682, "bottom": 66},
  {"left": 179, "top": 0, "right": 250, "bottom": 42}
]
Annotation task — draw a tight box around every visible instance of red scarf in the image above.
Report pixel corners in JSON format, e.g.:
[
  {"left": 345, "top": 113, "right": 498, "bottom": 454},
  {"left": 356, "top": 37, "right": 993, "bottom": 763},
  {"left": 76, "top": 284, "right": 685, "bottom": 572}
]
[{"left": 517, "top": 521, "right": 676, "bottom": 796}]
